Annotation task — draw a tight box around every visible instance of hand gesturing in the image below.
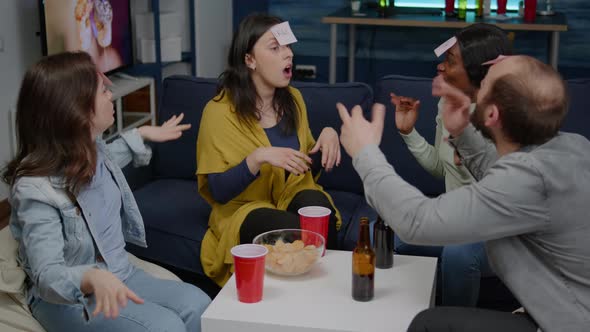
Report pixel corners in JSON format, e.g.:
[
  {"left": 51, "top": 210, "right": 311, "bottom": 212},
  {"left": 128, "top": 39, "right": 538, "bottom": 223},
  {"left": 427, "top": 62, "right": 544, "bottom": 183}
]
[
  {"left": 337, "top": 103, "right": 386, "bottom": 159},
  {"left": 138, "top": 113, "right": 191, "bottom": 142},
  {"left": 390, "top": 92, "right": 420, "bottom": 135},
  {"left": 309, "top": 127, "right": 341, "bottom": 172},
  {"left": 432, "top": 75, "right": 471, "bottom": 137}
]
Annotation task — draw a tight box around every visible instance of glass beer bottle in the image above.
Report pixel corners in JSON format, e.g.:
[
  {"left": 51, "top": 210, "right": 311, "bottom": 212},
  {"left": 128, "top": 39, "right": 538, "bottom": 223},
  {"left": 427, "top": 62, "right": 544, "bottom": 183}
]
[
  {"left": 476, "top": 0, "right": 484, "bottom": 17},
  {"left": 373, "top": 216, "right": 394, "bottom": 269},
  {"left": 352, "top": 217, "right": 375, "bottom": 301}
]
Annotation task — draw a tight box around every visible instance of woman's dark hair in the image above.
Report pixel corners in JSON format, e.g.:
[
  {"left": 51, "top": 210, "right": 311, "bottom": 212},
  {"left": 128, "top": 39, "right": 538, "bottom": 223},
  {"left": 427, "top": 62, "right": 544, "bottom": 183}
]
[
  {"left": 216, "top": 13, "right": 298, "bottom": 135},
  {"left": 456, "top": 23, "right": 512, "bottom": 88},
  {"left": 2, "top": 51, "right": 99, "bottom": 195}
]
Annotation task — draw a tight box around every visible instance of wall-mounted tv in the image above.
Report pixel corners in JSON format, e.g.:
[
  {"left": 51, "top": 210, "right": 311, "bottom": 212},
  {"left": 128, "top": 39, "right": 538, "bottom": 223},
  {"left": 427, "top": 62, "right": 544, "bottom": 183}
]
[{"left": 39, "top": 0, "right": 133, "bottom": 73}]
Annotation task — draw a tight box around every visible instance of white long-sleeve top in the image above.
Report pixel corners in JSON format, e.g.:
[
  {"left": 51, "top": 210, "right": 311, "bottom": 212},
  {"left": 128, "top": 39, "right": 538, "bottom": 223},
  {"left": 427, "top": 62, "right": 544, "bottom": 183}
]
[{"left": 400, "top": 98, "right": 474, "bottom": 191}]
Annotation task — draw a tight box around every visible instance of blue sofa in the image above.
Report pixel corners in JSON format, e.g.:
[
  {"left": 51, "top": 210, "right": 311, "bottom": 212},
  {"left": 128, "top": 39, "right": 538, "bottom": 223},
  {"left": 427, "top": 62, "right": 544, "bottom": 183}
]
[
  {"left": 123, "top": 74, "right": 590, "bottom": 296},
  {"left": 124, "top": 76, "right": 387, "bottom": 277}
]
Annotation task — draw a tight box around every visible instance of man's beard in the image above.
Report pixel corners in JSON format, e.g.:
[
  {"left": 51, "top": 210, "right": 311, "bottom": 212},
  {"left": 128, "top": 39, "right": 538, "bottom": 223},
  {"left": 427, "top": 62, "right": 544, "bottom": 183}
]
[{"left": 470, "top": 103, "right": 495, "bottom": 143}]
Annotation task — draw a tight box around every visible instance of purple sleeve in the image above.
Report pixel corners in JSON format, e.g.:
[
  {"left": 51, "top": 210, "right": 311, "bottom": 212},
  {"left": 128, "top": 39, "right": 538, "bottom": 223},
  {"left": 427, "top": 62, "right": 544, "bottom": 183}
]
[{"left": 207, "top": 159, "right": 258, "bottom": 204}]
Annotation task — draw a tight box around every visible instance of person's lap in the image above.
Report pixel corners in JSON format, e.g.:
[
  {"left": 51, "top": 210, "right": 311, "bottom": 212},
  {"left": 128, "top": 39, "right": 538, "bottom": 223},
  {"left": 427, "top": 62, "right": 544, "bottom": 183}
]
[
  {"left": 408, "top": 307, "right": 538, "bottom": 332},
  {"left": 394, "top": 236, "right": 496, "bottom": 306},
  {"left": 441, "top": 242, "right": 496, "bottom": 306},
  {"left": 394, "top": 234, "right": 443, "bottom": 258},
  {"left": 31, "top": 267, "right": 210, "bottom": 332},
  {"left": 240, "top": 189, "right": 339, "bottom": 248}
]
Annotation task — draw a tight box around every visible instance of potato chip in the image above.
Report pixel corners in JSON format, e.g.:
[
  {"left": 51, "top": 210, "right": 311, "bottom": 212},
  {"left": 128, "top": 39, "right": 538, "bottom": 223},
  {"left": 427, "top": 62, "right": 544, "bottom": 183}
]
[{"left": 264, "top": 239, "right": 321, "bottom": 276}]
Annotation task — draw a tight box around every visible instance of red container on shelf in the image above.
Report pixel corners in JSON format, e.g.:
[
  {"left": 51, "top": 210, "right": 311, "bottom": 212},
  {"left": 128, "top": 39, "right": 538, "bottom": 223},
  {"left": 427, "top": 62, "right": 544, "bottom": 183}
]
[
  {"left": 497, "top": 0, "right": 507, "bottom": 15},
  {"left": 524, "top": 0, "right": 537, "bottom": 22},
  {"left": 445, "top": 0, "right": 455, "bottom": 15}
]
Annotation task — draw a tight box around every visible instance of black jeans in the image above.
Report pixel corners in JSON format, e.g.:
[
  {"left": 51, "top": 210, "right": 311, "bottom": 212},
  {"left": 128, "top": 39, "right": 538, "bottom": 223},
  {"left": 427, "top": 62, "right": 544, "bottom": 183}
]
[
  {"left": 239, "top": 189, "right": 338, "bottom": 249},
  {"left": 408, "top": 307, "right": 538, "bottom": 332}
]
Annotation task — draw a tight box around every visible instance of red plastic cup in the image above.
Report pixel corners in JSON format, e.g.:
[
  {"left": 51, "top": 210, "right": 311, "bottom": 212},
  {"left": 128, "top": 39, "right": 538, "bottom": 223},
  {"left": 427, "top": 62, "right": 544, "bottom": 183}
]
[
  {"left": 496, "top": 0, "right": 507, "bottom": 15},
  {"left": 298, "top": 206, "right": 331, "bottom": 256},
  {"left": 231, "top": 244, "right": 268, "bottom": 303},
  {"left": 445, "top": 0, "right": 455, "bottom": 14},
  {"left": 524, "top": 0, "right": 537, "bottom": 22}
]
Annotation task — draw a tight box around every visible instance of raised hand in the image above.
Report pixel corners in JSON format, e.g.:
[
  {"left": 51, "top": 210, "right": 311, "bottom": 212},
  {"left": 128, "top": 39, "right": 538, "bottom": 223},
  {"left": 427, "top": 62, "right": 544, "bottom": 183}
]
[
  {"left": 81, "top": 268, "right": 144, "bottom": 319},
  {"left": 337, "top": 103, "right": 386, "bottom": 159},
  {"left": 309, "top": 127, "right": 341, "bottom": 172},
  {"left": 432, "top": 75, "right": 471, "bottom": 137},
  {"left": 390, "top": 92, "right": 420, "bottom": 135},
  {"left": 138, "top": 113, "right": 191, "bottom": 142},
  {"left": 246, "top": 147, "right": 313, "bottom": 176}
]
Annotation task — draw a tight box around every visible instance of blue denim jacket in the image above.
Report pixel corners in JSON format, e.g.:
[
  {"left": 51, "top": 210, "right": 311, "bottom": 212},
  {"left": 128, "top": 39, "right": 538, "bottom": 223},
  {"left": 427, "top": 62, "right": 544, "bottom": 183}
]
[{"left": 9, "top": 129, "right": 151, "bottom": 316}]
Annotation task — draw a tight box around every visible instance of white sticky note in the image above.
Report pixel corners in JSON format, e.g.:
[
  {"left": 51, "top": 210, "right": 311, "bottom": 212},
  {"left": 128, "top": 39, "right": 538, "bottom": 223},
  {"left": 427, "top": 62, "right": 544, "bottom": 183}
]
[
  {"left": 270, "top": 21, "right": 298, "bottom": 46},
  {"left": 482, "top": 54, "right": 510, "bottom": 66},
  {"left": 434, "top": 36, "right": 457, "bottom": 58}
]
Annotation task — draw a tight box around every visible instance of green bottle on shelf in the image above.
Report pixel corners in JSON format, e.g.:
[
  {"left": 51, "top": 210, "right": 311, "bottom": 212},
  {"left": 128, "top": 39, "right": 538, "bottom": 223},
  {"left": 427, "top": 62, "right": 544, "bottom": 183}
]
[{"left": 458, "top": 0, "right": 467, "bottom": 19}]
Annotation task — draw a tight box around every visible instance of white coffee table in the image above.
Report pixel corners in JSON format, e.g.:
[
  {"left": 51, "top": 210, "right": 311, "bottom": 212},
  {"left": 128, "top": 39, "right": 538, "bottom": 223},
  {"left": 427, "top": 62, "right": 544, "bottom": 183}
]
[{"left": 202, "top": 250, "right": 437, "bottom": 332}]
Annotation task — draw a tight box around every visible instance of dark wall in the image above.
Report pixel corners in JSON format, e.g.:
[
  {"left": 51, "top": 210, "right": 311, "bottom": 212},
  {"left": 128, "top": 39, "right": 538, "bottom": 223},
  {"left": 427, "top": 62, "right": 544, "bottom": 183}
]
[
  {"left": 233, "top": 0, "right": 270, "bottom": 32},
  {"left": 233, "top": 0, "right": 590, "bottom": 81}
]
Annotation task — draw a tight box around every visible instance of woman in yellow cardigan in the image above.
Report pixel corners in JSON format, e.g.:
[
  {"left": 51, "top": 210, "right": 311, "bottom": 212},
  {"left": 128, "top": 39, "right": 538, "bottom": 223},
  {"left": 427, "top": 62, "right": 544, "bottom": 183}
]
[{"left": 196, "top": 14, "right": 342, "bottom": 286}]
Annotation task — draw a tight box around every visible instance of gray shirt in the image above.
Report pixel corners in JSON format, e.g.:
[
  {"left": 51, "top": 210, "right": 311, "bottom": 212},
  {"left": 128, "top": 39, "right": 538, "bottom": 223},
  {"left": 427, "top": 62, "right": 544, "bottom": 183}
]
[{"left": 353, "top": 125, "right": 590, "bottom": 332}]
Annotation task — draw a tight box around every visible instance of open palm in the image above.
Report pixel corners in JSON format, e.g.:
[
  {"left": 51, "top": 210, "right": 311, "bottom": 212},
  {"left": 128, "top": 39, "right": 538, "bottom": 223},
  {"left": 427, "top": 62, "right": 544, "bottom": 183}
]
[
  {"left": 390, "top": 93, "right": 420, "bottom": 135},
  {"left": 138, "top": 113, "right": 191, "bottom": 142},
  {"left": 432, "top": 75, "right": 471, "bottom": 137}
]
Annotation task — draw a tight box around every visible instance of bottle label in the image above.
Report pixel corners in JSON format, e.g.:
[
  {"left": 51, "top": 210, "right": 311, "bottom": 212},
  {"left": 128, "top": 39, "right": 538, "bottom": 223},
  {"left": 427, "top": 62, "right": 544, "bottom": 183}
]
[{"left": 353, "top": 256, "right": 375, "bottom": 275}]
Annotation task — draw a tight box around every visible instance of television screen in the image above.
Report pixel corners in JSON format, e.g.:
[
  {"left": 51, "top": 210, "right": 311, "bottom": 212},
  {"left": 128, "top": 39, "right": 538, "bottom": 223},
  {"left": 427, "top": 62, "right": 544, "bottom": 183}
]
[{"left": 39, "top": 0, "right": 132, "bottom": 73}]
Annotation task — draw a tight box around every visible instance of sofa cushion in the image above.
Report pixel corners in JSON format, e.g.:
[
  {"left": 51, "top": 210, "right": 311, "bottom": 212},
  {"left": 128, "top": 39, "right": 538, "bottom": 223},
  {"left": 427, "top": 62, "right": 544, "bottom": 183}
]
[
  {"left": 292, "top": 81, "right": 374, "bottom": 195},
  {"left": 127, "top": 179, "right": 211, "bottom": 274},
  {"left": 563, "top": 78, "right": 590, "bottom": 139},
  {"left": 0, "top": 226, "right": 28, "bottom": 316},
  {"left": 374, "top": 75, "right": 445, "bottom": 196},
  {"left": 153, "top": 76, "right": 219, "bottom": 180}
]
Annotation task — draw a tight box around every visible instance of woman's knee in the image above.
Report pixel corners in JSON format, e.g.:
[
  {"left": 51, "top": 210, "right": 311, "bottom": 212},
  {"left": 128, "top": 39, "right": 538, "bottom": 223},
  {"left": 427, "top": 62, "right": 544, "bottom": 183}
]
[
  {"left": 178, "top": 283, "right": 211, "bottom": 316},
  {"left": 132, "top": 308, "right": 187, "bottom": 332},
  {"left": 442, "top": 244, "right": 482, "bottom": 272},
  {"left": 290, "top": 190, "right": 333, "bottom": 209}
]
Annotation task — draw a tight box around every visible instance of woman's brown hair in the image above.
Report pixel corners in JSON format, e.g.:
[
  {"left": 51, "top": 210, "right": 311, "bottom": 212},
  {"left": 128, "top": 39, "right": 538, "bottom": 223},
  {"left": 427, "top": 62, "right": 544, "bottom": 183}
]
[
  {"left": 216, "top": 14, "right": 298, "bottom": 135},
  {"left": 2, "top": 51, "right": 99, "bottom": 195}
]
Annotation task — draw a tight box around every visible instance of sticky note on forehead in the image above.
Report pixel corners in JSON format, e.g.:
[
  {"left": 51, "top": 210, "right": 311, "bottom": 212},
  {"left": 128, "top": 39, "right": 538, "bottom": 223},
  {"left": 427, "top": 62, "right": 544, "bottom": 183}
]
[
  {"left": 270, "top": 21, "right": 298, "bottom": 46},
  {"left": 434, "top": 36, "right": 457, "bottom": 58}
]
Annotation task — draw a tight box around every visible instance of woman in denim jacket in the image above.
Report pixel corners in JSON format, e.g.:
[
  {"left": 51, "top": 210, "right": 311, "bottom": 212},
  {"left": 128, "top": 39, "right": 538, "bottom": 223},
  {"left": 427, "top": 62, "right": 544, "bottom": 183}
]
[{"left": 2, "top": 52, "right": 210, "bottom": 332}]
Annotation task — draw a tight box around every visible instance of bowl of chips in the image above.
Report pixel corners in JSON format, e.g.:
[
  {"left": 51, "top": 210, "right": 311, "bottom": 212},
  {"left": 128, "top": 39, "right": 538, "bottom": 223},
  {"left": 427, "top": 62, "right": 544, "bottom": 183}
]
[{"left": 252, "top": 229, "right": 324, "bottom": 276}]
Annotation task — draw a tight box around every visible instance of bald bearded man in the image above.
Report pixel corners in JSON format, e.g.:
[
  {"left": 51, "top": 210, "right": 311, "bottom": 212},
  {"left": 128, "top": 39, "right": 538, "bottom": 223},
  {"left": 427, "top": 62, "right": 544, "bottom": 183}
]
[{"left": 337, "top": 55, "right": 590, "bottom": 332}]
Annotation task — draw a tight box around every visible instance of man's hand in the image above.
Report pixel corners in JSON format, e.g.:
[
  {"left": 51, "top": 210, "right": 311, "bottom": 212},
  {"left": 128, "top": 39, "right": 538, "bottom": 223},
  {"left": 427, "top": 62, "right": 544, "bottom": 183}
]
[
  {"left": 138, "top": 113, "right": 191, "bottom": 142},
  {"left": 309, "top": 127, "right": 341, "bottom": 172},
  {"left": 390, "top": 92, "right": 420, "bottom": 135},
  {"left": 337, "top": 103, "right": 386, "bottom": 159},
  {"left": 432, "top": 75, "right": 471, "bottom": 137}
]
